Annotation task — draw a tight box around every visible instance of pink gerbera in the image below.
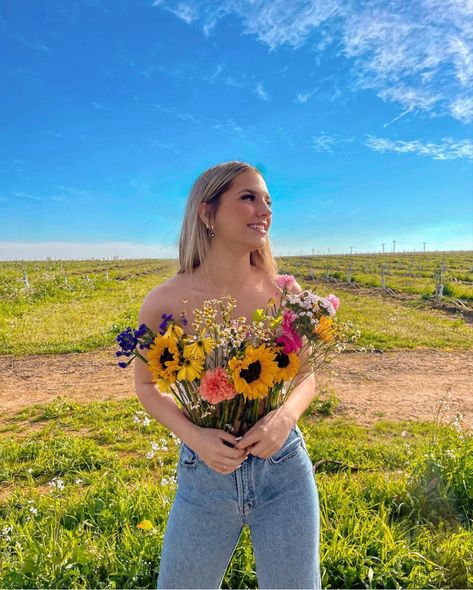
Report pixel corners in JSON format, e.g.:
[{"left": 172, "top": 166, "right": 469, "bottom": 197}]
[{"left": 199, "top": 367, "right": 237, "bottom": 405}]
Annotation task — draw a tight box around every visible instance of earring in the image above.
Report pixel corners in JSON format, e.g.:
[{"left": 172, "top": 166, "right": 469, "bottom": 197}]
[{"left": 207, "top": 224, "right": 216, "bottom": 239}]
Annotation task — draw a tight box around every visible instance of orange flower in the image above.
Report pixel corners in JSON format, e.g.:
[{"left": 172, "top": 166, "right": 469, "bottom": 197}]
[{"left": 314, "top": 315, "right": 334, "bottom": 343}]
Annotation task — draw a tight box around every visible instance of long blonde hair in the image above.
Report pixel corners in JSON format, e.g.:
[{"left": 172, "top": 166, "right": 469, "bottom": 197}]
[{"left": 177, "top": 160, "right": 279, "bottom": 281}]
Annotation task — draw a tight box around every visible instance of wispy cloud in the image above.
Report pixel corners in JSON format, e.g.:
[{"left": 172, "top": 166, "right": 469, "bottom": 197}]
[
  {"left": 91, "top": 102, "right": 110, "bottom": 110},
  {"left": 365, "top": 135, "right": 473, "bottom": 160},
  {"left": 12, "top": 191, "right": 65, "bottom": 202},
  {"left": 255, "top": 81, "right": 270, "bottom": 101},
  {"left": 153, "top": 0, "right": 472, "bottom": 122},
  {"left": 311, "top": 132, "right": 355, "bottom": 153}
]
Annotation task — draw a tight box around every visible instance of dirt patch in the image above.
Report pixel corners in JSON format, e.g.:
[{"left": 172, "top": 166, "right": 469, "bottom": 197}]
[{"left": 1, "top": 346, "right": 471, "bottom": 431}]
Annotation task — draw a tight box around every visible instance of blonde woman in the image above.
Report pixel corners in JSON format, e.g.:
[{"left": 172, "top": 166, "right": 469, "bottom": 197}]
[{"left": 134, "top": 161, "right": 322, "bottom": 589}]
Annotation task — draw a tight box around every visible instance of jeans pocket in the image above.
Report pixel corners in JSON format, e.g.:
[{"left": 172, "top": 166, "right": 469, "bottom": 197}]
[
  {"left": 268, "top": 428, "right": 302, "bottom": 464},
  {"left": 178, "top": 442, "right": 199, "bottom": 468}
]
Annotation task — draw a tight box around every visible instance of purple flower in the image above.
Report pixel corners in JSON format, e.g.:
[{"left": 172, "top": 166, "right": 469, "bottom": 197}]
[
  {"left": 159, "top": 313, "right": 174, "bottom": 335},
  {"left": 118, "top": 361, "right": 128, "bottom": 368},
  {"left": 116, "top": 327, "right": 137, "bottom": 353},
  {"left": 135, "top": 323, "right": 148, "bottom": 338}
]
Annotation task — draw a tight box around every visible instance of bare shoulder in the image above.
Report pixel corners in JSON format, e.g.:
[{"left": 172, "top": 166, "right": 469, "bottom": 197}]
[{"left": 138, "top": 274, "right": 185, "bottom": 332}]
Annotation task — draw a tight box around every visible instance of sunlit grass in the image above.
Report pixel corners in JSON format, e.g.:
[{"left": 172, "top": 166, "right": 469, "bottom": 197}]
[
  {"left": 0, "top": 396, "right": 471, "bottom": 588},
  {"left": 1, "top": 258, "right": 472, "bottom": 355}
]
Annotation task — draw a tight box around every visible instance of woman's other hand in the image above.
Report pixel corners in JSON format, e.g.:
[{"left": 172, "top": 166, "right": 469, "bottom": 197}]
[
  {"left": 234, "top": 406, "right": 294, "bottom": 460},
  {"left": 192, "top": 427, "right": 249, "bottom": 474}
]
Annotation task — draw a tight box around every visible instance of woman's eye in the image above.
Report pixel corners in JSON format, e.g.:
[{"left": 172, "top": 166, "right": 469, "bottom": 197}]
[{"left": 242, "top": 194, "right": 272, "bottom": 207}]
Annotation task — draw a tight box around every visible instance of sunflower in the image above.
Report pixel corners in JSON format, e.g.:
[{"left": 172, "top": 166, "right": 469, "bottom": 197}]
[
  {"left": 164, "top": 323, "right": 185, "bottom": 340},
  {"left": 271, "top": 346, "right": 300, "bottom": 382},
  {"left": 183, "top": 329, "right": 216, "bottom": 361},
  {"left": 176, "top": 355, "right": 205, "bottom": 382},
  {"left": 228, "top": 344, "right": 279, "bottom": 400},
  {"left": 147, "top": 333, "right": 181, "bottom": 382},
  {"left": 314, "top": 315, "right": 335, "bottom": 343}
]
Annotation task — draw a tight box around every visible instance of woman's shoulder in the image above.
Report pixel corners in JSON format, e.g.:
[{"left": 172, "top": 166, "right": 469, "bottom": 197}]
[{"left": 138, "top": 275, "right": 184, "bottom": 325}]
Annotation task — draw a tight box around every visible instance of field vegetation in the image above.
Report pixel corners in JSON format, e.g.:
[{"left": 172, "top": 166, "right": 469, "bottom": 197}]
[{"left": 0, "top": 252, "right": 472, "bottom": 588}]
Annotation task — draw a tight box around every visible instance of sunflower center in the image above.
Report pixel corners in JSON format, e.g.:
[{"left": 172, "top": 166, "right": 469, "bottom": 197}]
[
  {"left": 160, "top": 348, "right": 174, "bottom": 366},
  {"left": 275, "top": 351, "right": 289, "bottom": 368},
  {"left": 240, "top": 360, "right": 261, "bottom": 383}
]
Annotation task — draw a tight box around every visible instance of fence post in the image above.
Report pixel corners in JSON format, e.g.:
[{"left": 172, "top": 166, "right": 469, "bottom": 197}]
[
  {"left": 23, "top": 270, "right": 30, "bottom": 291},
  {"left": 434, "top": 260, "right": 446, "bottom": 301}
]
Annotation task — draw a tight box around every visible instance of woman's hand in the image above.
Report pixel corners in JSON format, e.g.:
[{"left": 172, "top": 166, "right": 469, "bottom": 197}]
[
  {"left": 234, "top": 405, "right": 295, "bottom": 460},
  {"left": 192, "top": 427, "right": 249, "bottom": 475}
]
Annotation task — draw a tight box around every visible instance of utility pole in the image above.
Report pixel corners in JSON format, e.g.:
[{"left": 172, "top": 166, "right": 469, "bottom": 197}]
[
  {"left": 349, "top": 246, "right": 353, "bottom": 255},
  {"left": 382, "top": 243, "right": 385, "bottom": 253},
  {"left": 392, "top": 240, "right": 396, "bottom": 253},
  {"left": 423, "top": 242, "right": 426, "bottom": 252}
]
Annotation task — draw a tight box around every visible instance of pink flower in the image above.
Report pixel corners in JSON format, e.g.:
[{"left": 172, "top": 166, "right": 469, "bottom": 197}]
[
  {"left": 276, "top": 308, "right": 303, "bottom": 354},
  {"left": 281, "top": 308, "right": 298, "bottom": 328},
  {"left": 199, "top": 367, "right": 237, "bottom": 405},
  {"left": 275, "top": 274, "right": 296, "bottom": 291},
  {"left": 276, "top": 332, "right": 303, "bottom": 354},
  {"left": 326, "top": 294, "right": 340, "bottom": 311}
]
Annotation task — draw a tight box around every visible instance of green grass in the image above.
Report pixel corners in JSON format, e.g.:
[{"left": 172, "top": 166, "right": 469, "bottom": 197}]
[
  {"left": 0, "top": 396, "right": 471, "bottom": 588},
  {"left": 1, "top": 256, "right": 472, "bottom": 355}
]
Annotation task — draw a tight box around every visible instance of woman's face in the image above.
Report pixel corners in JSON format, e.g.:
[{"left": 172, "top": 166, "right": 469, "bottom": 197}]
[{"left": 205, "top": 169, "right": 272, "bottom": 249}]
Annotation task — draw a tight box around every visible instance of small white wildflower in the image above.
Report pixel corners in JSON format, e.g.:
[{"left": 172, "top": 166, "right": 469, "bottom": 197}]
[
  {"left": 29, "top": 507, "right": 38, "bottom": 515},
  {"left": 146, "top": 451, "right": 155, "bottom": 459},
  {"left": 48, "top": 477, "right": 65, "bottom": 490},
  {"left": 27, "top": 467, "right": 33, "bottom": 474},
  {"left": 75, "top": 478, "right": 83, "bottom": 484}
]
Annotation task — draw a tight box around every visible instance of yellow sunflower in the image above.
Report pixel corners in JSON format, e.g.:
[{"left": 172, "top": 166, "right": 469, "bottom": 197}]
[
  {"left": 314, "top": 315, "right": 335, "bottom": 343},
  {"left": 147, "top": 333, "right": 181, "bottom": 382},
  {"left": 228, "top": 344, "right": 278, "bottom": 400},
  {"left": 271, "top": 346, "right": 300, "bottom": 382},
  {"left": 164, "top": 323, "right": 185, "bottom": 340},
  {"left": 176, "top": 355, "right": 205, "bottom": 382},
  {"left": 183, "top": 329, "right": 216, "bottom": 361}
]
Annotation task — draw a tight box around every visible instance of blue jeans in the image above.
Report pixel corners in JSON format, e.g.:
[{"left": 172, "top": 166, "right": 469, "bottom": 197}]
[{"left": 157, "top": 424, "right": 322, "bottom": 589}]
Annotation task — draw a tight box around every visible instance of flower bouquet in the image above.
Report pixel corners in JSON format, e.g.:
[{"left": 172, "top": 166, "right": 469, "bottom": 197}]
[{"left": 116, "top": 275, "right": 347, "bottom": 437}]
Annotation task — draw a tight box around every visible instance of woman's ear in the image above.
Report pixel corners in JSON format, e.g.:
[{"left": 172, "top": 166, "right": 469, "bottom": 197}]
[{"left": 198, "top": 202, "right": 210, "bottom": 226}]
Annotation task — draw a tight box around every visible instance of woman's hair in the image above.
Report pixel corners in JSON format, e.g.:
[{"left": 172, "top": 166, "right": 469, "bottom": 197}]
[{"left": 177, "top": 160, "right": 279, "bottom": 280}]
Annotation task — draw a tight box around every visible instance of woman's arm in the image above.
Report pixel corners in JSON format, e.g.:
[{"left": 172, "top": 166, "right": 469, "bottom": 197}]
[{"left": 134, "top": 289, "right": 202, "bottom": 448}]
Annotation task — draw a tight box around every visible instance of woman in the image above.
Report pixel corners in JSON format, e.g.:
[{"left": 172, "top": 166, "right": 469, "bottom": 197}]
[{"left": 134, "top": 161, "right": 322, "bottom": 589}]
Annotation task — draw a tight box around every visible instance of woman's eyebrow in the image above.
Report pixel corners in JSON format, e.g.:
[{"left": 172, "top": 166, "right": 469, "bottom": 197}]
[{"left": 238, "top": 189, "right": 271, "bottom": 199}]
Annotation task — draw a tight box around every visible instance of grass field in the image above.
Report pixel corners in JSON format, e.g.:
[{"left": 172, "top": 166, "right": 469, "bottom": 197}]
[
  {"left": 1, "top": 253, "right": 472, "bottom": 355},
  {"left": 1, "top": 252, "right": 472, "bottom": 588},
  {"left": 0, "top": 397, "right": 471, "bottom": 588}
]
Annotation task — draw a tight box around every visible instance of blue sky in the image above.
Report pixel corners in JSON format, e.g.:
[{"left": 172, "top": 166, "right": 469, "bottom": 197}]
[{"left": 1, "top": 0, "right": 472, "bottom": 260}]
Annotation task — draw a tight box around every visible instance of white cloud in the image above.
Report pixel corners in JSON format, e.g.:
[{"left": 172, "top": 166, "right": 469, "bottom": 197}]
[
  {"left": 0, "top": 242, "right": 179, "bottom": 261},
  {"left": 311, "top": 132, "right": 355, "bottom": 153},
  {"left": 153, "top": 0, "right": 473, "bottom": 122},
  {"left": 365, "top": 135, "right": 473, "bottom": 160},
  {"left": 255, "top": 81, "right": 270, "bottom": 101}
]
